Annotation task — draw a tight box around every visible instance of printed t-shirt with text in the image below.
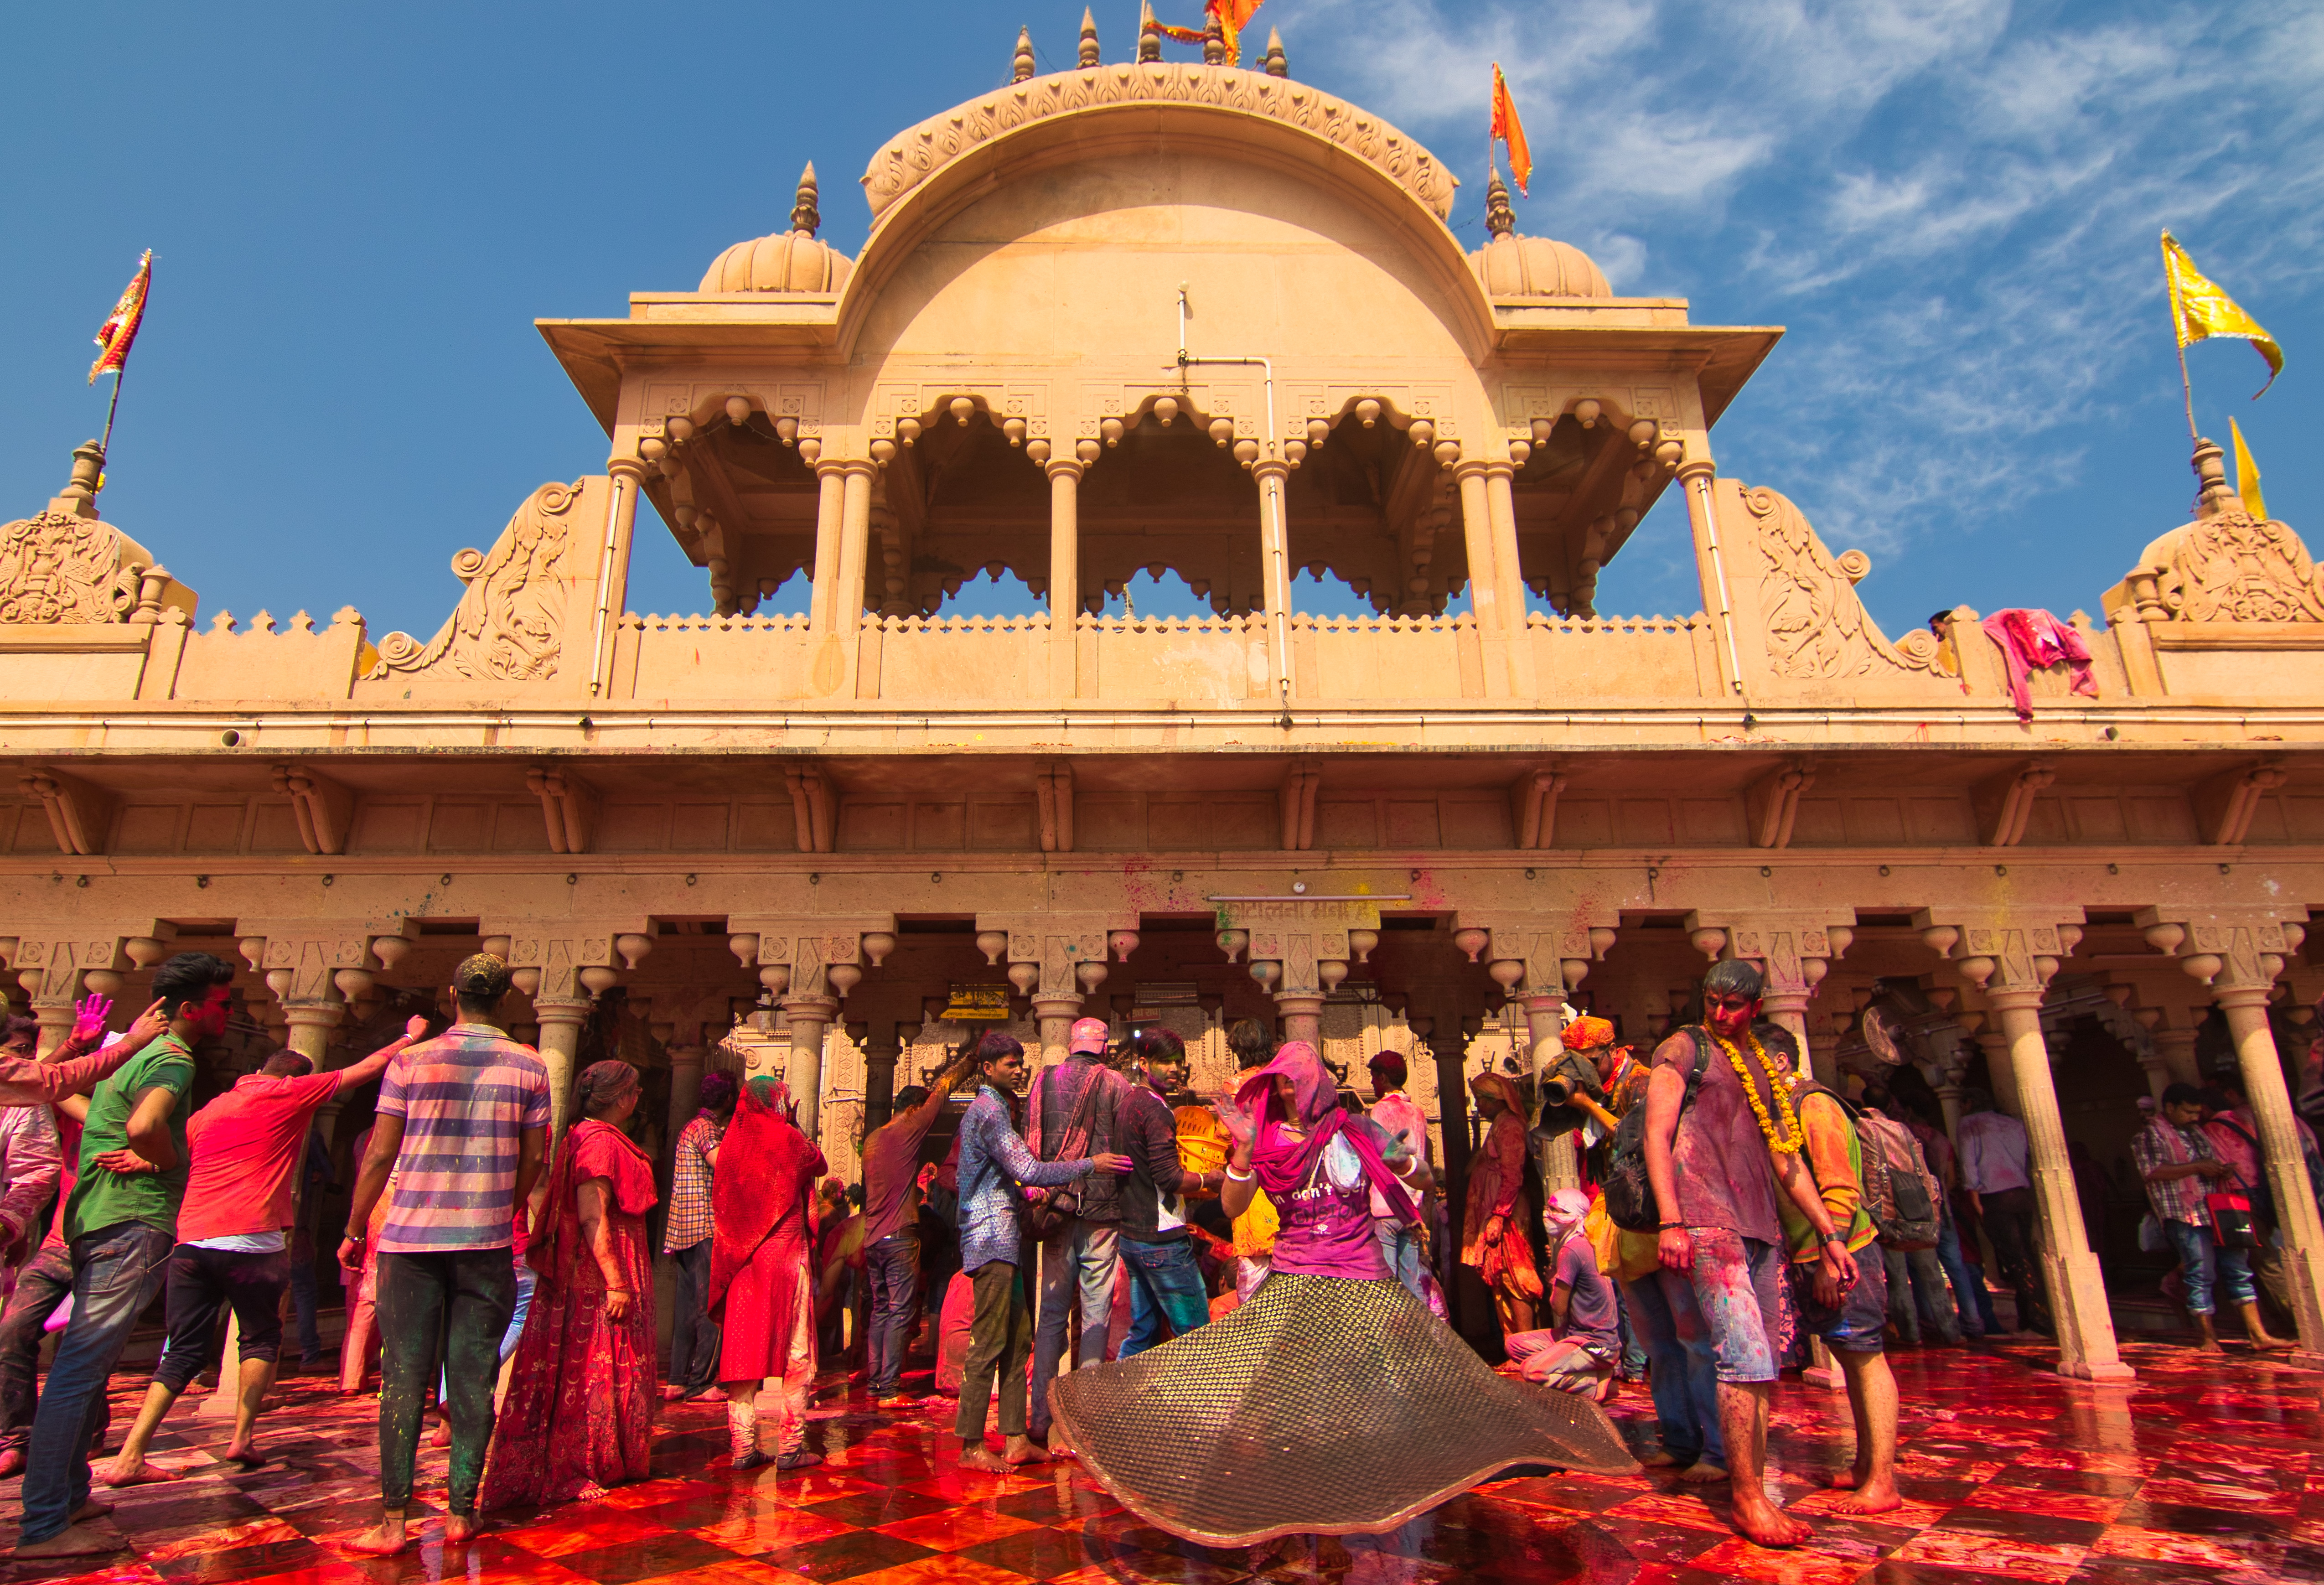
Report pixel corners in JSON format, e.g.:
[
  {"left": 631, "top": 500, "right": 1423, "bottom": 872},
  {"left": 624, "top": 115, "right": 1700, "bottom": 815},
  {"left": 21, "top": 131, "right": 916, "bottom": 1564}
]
[
  {"left": 66, "top": 1033, "right": 197, "bottom": 1243},
  {"left": 177, "top": 1070, "right": 343, "bottom": 1244},
  {"left": 374, "top": 1025, "right": 551, "bottom": 1254}
]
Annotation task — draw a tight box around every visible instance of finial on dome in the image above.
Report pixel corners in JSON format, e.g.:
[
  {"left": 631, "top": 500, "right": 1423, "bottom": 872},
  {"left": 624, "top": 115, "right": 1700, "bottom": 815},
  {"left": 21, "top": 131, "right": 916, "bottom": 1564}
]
[
  {"left": 791, "top": 164, "right": 821, "bottom": 236},
  {"left": 1202, "top": 16, "right": 1225, "bottom": 65},
  {"left": 1262, "top": 27, "right": 1287, "bottom": 77},
  {"left": 1013, "top": 26, "right": 1036, "bottom": 82},
  {"left": 1138, "top": 1, "right": 1161, "bottom": 62},
  {"left": 1483, "top": 168, "right": 1515, "bottom": 238},
  {"left": 1079, "top": 8, "right": 1100, "bottom": 67},
  {"left": 2191, "top": 436, "right": 2240, "bottom": 517}
]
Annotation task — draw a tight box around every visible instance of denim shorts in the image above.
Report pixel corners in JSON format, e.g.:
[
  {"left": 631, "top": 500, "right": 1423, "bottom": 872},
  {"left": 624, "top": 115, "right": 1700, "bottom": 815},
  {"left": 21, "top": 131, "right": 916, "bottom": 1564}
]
[
  {"left": 1659, "top": 1228, "right": 1786, "bottom": 1384},
  {"left": 1790, "top": 1246, "right": 1889, "bottom": 1354}
]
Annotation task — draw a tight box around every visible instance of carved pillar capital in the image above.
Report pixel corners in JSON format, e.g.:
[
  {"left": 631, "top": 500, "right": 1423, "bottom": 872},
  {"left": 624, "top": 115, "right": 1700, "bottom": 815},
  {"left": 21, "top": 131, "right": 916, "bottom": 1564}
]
[
  {"left": 1044, "top": 456, "right": 1085, "bottom": 483},
  {"left": 1674, "top": 459, "right": 1717, "bottom": 486},
  {"left": 606, "top": 454, "right": 652, "bottom": 486}
]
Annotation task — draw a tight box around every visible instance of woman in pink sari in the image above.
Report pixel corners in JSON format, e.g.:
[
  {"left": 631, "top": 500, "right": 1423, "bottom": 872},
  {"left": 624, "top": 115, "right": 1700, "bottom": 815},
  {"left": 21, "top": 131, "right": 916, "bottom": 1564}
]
[
  {"left": 1050, "top": 1041, "right": 1635, "bottom": 1546},
  {"left": 481, "top": 1061, "right": 658, "bottom": 1508}
]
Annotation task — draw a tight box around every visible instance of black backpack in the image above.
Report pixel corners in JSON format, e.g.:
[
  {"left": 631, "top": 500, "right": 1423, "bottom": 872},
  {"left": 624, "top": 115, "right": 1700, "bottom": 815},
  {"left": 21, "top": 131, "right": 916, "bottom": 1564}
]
[{"left": 1602, "top": 1029, "right": 1711, "bottom": 1233}]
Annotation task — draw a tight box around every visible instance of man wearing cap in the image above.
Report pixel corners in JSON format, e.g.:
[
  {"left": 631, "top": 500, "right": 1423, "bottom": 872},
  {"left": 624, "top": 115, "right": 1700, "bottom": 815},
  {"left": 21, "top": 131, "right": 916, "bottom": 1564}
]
[
  {"left": 338, "top": 954, "right": 549, "bottom": 1557},
  {"left": 1024, "top": 1016, "right": 1131, "bottom": 1453}
]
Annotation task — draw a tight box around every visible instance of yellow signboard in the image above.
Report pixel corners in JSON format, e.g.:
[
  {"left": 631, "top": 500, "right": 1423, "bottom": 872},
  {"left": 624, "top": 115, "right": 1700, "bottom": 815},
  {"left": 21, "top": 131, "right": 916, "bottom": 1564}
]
[{"left": 940, "top": 984, "right": 1014, "bottom": 1022}]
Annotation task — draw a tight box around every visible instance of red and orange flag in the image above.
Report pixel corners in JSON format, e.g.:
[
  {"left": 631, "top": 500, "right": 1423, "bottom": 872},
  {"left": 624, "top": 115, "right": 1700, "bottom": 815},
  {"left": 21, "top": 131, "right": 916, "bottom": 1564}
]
[
  {"left": 1490, "top": 63, "right": 1532, "bottom": 196},
  {"left": 88, "top": 251, "right": 151, "bottom": 385}
]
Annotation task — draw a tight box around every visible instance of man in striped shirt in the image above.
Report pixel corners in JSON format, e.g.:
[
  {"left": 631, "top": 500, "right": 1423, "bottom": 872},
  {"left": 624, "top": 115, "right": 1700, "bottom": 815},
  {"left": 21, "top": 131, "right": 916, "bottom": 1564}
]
[{"left": 339, "top": 954, "right": 549, "bottom": 1556}]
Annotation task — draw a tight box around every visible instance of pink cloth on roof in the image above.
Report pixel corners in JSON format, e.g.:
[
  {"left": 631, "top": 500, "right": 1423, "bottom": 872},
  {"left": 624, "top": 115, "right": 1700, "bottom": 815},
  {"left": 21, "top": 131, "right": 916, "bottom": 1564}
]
[{"left": 1981, "top": 609, "right": 2097, "bottom": 722}]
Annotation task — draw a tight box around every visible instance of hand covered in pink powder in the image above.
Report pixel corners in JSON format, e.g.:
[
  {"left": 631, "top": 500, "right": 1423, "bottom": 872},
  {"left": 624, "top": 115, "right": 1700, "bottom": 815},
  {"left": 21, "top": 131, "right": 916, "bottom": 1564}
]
[{"left": 70, "top": 992, "right": 113, "bottom": 1044}]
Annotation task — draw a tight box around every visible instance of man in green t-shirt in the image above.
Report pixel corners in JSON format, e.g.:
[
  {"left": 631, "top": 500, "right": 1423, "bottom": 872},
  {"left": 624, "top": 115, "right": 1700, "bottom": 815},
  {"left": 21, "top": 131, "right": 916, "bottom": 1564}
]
[{"left": 14, "top": 953, "right": 236, "bottom": 1560}]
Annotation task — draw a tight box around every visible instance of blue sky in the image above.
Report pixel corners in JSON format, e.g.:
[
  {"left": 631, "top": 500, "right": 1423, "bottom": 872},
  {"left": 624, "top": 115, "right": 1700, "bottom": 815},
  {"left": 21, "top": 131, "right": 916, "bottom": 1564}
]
[{"left": 5, "top": 1, "right": 2319, "bottom": 647}]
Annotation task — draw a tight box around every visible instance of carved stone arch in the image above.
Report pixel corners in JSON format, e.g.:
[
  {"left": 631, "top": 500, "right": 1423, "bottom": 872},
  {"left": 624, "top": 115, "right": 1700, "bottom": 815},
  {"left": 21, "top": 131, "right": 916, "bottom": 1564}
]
[
  {"left": 1723, "top": 481, "right": 1945, "bottom": 688},
  {"left": 368, "top": 479, "right": 600, "bottom": 687}
]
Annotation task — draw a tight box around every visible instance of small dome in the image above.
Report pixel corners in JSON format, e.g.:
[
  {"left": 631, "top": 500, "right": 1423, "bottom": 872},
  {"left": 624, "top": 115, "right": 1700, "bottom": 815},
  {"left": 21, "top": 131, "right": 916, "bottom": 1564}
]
[
  {"left": 699, "top": 164, "right": 854, "bottom": 294},
  {"left": 1465, "top": 171, "right": 1611, "bottom": 299}
]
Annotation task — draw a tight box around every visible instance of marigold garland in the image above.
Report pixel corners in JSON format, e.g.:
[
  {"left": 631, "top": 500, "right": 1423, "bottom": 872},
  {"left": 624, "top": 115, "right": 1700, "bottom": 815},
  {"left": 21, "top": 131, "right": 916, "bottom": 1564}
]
[{"left": 1714, "top": 1026, "right": 1804, "bottom": 1154}]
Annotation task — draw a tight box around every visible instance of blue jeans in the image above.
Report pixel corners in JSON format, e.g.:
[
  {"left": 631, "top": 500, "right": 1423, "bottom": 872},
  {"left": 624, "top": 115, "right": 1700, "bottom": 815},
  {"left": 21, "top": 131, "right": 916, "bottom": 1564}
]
[
  {"left": 1620, "top": 1272, "right": 1725, "bottom": 1467},
  {"left": 22, "top": 1221, "right": 176, "bottom": 1543},
  {"left": 1029, "top": 1219, "right": 1118, "bottom": 1437},
  {"left": 1373, "top": 1217, "right": 1429, "bottom": 1307},
  {"left": 2167, "top": 1220, "right": 2255, "bottom": 1316},
  {"left": 1933, "top": 1219, "right": 1989, "bottom": 1337},
  {"left": 864, "top": 1232, "right": 920, "bottom": 1395},
  {"left": 667, "top": 1238, "right": 720, "bottom": 1393},
  {"left": 1118, "top": 1236, "right": 1209, "bottom": 1358}
]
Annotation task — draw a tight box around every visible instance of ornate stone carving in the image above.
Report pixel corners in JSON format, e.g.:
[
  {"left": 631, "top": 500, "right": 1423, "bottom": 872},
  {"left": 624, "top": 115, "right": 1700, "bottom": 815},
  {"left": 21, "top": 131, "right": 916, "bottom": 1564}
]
[
  {"left": 373, "top": 481, "right": 582, "bottom": 681},
  {"left": 2143, "top": 508, "right": 2324, "bottom": 624},
  {"left": 1742, "top": 485, "right": 1940, "bottom": 681},
  {"left": 860, "top": 63, "right": 1456, "bottom": 227},
  {"left": 0, "top": 510, "right": 137, "bottom": 625}
]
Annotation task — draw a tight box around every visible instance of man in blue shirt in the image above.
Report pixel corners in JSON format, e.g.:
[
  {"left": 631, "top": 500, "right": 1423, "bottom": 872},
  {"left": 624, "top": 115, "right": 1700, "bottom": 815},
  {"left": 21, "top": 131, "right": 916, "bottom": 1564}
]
[{"left": 953, "top": 1031, "right": 1128, "bottom": 1473}]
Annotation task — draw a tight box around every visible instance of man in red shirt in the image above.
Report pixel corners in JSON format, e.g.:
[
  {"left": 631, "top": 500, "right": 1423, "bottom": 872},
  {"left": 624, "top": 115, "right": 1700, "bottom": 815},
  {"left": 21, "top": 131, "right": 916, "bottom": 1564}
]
[{"left": 97, "top": 1017, "right": 426, "bottom": 1483}]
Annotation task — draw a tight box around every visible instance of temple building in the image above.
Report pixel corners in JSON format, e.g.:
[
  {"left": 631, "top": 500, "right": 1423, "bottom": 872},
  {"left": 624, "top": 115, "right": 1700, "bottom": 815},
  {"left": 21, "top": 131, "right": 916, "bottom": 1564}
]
[{"left": 3, "top": 19, "right": 2321, "bottom": 1379}]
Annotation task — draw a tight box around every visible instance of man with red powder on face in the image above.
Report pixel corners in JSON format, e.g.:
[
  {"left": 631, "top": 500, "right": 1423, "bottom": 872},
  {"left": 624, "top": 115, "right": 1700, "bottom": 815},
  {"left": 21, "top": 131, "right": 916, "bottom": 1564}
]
[{"left": 1638, "top": 958, "right": 1858, "bottom": 1551}]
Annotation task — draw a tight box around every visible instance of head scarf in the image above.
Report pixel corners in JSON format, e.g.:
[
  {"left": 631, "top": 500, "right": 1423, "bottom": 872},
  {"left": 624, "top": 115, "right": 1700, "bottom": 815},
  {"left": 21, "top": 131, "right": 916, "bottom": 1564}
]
[
  {"left": 1236, "top": 1041, "right": 1416, "bottom": 1225},
  {"left": 1543, "top": 1188, "right": 1591, "bottom": 1231},
  {"left": 1470, "top": 1071, "right": 1527, "bottom": 1119},
  {"left": 709, "top": 1076, "right": 817, "bottom": 1310},
  {"left": 1563, "top": 1015, "right": 1615, "bottom": 1052},
  {"left": 574, "top": 1059, "right": 640, "bottom": 1119}
]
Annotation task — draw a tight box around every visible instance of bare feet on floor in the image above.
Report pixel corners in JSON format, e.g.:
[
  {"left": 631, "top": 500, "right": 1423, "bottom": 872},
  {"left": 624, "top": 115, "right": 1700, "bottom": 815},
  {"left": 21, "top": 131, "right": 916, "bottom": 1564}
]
[
  {"left": 1002, "top": 1435, "right": 1052, "bottom": 1466},
  {"left": 0, "top": 1446, "right": 24, "bottom": 1480},
  {"left": 223, "top": 1439, "right": 270, "bottom": 1469},
  {"left": 1639, "top": 1449, "right": 1687, "bottom": 1469},
  {"left": 96, "top": 1452, "right": 183, "bottom": 1487},
  {"left": 1678, "top": 1461, "right": 1730, "bottom": 1485},
  {"left": 1828, "top": 1476, "right": 1903, "bottom": 1515},
  {"left": 72, "top": 1497, "right": 115, "bottom": 1522},
  {"left": 1731, "top": 1494, "right": 1812, "bottom": 1549},
  {"left": 15, "top": 1521, "right": 129, "bottom": 1559},
  {"left": 343, "top": 1515, "right": 409, "bottom": 1556},
  {"left": 959, "top": 1446, "right": 1012, "bottom": 1473},
  {"left": 444, "top": 1513, "right": 486, "bottom": 1545}
]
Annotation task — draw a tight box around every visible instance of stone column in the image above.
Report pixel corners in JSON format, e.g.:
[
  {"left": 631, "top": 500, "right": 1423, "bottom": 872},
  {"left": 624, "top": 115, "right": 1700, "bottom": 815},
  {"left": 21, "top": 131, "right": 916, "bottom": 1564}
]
[
  {"left": 778, "top": 995, "right": 836, "bottom": 1143},
  {"left": 1454, "top": 461, "right": 1511, "bottom": 698},
  {"left": 2153, "top": 914, "right": 2324, "bottom": 1356},
  {"left": 1692, "top": 917, "right": 1850, "bottom": 1087},
  {"left": 281, "top": 1001, "right": 344, "bottom": 1069},
  {"left": 1032, "top": 995, "right": 1082, "bottom": 1073},
  {"left": 1934, "top": 916, "right": 2129, "bottom": 1381},
  {"left": 1046, "top": 456, "right": 1084, "bottom": 697},
  {"left": 809, "top": 461, "right": 847, "bottom": 634},
  {"left": 1483, "top": 459, "right": 1534, "bottom": 694},
  {"left": 1252, "top": 456, "right": 1294, "bottom": 706},
  {"left": 2149, "top": 1021, "right": 2202, "bottom": 1089},
  {"left": 533, "top": 998, "right": 593, "bottom": 1139},
  {"left": 591, "top": 456, "right": 647, "bottom": 695},
  {"left": 1275, "top": 991, "right": 1325, "bottom": 1049},
  {"left": 836, "top": 462, "right": 877, "bottom": 642},
  {"left": 862, "top": 1025, "right": 901, "bottom": 1135}
]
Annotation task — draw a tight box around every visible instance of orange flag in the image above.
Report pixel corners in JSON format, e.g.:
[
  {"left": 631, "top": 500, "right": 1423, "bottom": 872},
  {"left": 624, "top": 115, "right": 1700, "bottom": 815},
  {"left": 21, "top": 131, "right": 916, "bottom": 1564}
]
[
  {"left": 88, "top": 251, "right": 152, "bottom": 385},
  {"left": 1208, "top": 0, "right": 1263, "bottom": 64},
  {"left": 1490, "top": 63, "right": 1532, "bottom": 196}
]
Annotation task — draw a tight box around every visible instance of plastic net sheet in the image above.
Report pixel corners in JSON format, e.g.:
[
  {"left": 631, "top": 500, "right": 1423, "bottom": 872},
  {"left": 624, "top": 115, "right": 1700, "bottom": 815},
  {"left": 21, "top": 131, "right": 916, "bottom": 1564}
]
[{"left": 1048, "top": 1270, "right": 1637, "bottom": 1546}]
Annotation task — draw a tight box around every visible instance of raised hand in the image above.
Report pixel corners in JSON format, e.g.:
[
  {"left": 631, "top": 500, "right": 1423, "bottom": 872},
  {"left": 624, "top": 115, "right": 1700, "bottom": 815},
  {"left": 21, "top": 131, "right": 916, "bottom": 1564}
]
[
  {"left": 403, "top": 1014, "right": 430, "bottom": 1042},
  {"left": 70, "top": 992, "right": 115, "bottom": 1043},
  {"left": 118, "top": 999, "right": 170, "bottom": 1050}
]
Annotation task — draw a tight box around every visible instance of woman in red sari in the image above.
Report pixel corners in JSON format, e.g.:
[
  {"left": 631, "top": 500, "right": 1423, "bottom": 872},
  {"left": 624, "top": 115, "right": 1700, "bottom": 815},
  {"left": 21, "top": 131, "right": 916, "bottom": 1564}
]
[
  {"left": 711, "top": 1077, "right": 827, "bottom": 1470},
  {"left": 481, "top": 1061, "right": 658, "bottom": 1508}
]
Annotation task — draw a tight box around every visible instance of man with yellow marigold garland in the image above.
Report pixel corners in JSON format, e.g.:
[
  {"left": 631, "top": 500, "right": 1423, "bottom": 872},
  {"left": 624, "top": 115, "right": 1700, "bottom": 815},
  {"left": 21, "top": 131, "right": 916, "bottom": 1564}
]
[{"left": 1640, "top": 959, "right": 1858, "bottom": 1551}]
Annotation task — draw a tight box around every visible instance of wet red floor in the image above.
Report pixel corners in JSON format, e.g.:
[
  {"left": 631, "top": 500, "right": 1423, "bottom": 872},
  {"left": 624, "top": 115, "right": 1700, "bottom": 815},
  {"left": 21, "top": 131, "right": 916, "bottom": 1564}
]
[{"left": 5, "top": 1337, "right": 2319, "bottom": 1585}]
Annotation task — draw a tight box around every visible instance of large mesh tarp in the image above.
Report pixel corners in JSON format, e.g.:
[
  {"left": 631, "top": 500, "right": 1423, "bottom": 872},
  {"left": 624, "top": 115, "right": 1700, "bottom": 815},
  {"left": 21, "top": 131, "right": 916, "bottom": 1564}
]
[{"left": 1048, "top": 1270, "right": 1637, "bottom": 1546}]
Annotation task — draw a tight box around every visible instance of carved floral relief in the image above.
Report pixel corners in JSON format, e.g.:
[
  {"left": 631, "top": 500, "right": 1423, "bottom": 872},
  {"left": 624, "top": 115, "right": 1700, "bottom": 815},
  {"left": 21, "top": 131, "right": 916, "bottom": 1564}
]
[
  {"left": 1742, "top": 485, "right": 1940, "bottom": 681},
  {"left": 861, "top": 64, "right": 1456, "bottom": 226},
  {"left": 0, "top": 510, "right": 134, "bottom": 625},
  {"left": 373, "top": 481, "right": 582, "bottom": 682},
  {"left": 2150, "top": 509, "right": 2324, "bottom": 623}
]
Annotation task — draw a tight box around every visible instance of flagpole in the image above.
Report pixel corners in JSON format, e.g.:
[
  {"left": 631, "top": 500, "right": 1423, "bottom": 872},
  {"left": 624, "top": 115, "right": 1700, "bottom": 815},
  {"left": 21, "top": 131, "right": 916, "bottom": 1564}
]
[
  {"left": 98, "top": 368, "right": 126, "bottom": 461},
  {"left": 2161, "top": 232, "right": 2197, "bottom": 445}
]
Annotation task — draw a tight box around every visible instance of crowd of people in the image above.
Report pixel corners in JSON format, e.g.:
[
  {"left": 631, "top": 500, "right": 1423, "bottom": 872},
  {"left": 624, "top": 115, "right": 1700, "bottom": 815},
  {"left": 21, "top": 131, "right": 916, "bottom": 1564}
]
[{"left": 0, "top": 948, "right": 2315, "bottom": 1558}]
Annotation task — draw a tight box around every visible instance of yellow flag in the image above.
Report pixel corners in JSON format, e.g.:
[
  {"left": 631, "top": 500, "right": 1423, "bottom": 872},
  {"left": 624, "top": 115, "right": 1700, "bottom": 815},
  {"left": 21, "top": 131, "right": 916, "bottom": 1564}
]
[
  {"left": 2161, "top": 230, "right": 2282, "bottom": 398},
  {"left": 2231, "top": 418, "right": 2267, "bottom": 520}
]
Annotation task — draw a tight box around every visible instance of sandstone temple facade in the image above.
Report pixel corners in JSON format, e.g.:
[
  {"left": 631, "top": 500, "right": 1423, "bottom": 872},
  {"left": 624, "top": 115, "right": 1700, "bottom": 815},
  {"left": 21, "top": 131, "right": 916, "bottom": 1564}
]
[{"left": 5, "top": 23, "right": 2322, "bottom": 1380}]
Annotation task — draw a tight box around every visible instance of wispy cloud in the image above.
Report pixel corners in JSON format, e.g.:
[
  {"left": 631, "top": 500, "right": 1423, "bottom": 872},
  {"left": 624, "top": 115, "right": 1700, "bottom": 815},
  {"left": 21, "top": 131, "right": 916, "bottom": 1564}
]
[{"left": 1272, "top": 0, "right": 2324, "bottom": 615}]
